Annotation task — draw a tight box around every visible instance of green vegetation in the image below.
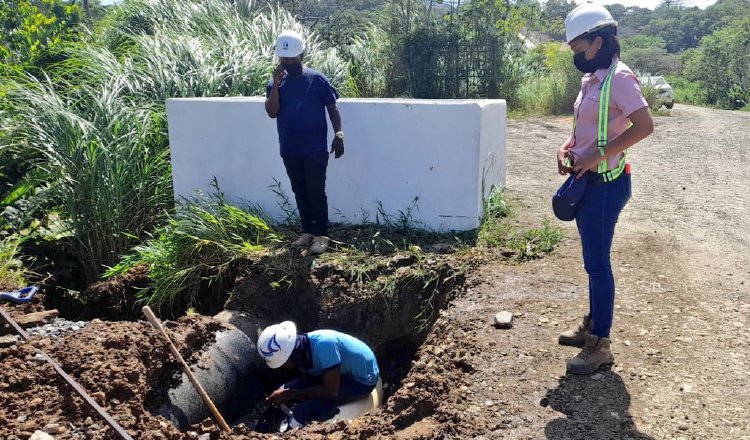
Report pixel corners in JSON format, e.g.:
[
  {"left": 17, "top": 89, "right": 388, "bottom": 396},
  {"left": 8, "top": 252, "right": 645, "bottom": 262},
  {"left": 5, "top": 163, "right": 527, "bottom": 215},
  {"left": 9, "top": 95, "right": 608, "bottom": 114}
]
[
  {"left": 517, "top": 42, "right": 580, "bottom": 115},
  {"left": 0, "top": 235, "right": 26, "bottom": 288},
  {"left": 682, "top": 14, "right": 750, "bottom": 109},
  {"left": 4, "top": 0, "right": 743, "bottom": 315},
  {"left": 538, "top": 0, "right": 750, "bottom": 110},
  {"left": 478, "top": 188, "right": 563, "bottom": 262},
  {"left": 0, "top": 0, "right": 81, "bottom": 67},
  {"left": 1, "top": 0, "right": 349, "bottom": 285},
  {"left": 667, "top": 76, "right": 709, "bottom": 106},
  {"left": 106, "top": 184, "right": 282, "bottom": 312}
]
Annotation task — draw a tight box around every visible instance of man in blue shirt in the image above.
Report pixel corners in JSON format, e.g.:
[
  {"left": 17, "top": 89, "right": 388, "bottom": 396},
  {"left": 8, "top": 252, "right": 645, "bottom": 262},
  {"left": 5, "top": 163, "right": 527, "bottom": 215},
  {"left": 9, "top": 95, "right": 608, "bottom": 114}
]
[
  {"left": 265, "top": 30, "right": 344, "bottom": 255},
  {"left": 257, "top": 321, "right": 380, "bottom": 429}
]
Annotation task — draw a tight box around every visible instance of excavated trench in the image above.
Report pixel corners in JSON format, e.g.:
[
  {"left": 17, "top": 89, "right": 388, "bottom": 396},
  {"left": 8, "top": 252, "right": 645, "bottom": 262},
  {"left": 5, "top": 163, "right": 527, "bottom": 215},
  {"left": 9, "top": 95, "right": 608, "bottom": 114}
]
[{"left": 33, "top": 251, "right": 466, "bottom": 434}]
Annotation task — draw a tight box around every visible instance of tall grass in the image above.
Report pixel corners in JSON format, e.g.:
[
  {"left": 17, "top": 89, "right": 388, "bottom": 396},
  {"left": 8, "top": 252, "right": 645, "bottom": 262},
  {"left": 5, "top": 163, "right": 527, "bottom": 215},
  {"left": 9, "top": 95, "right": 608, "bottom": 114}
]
[
  {"left": 0, "top": 0, "right": 351, "bottom": 284},
  {"left": 106, "top": 184, "right": 282, "bottom": 311},
  {"left": 518, "top": 73, "right": 577, "bottom": 115},
  {"left": 517, "top": 43, "right": 580, "bottom": 116},
  {"left": 3, "top": 77, "right": 173, "bottom": 282},
  {"left": 342, "top": 27, "right": 390, "bottom": 97},
  {"left": 94, "top": 0, "right": 351, "bottom": 98},
  {"left": 0, "top": 235, "right": 26, "bottom": 288}
]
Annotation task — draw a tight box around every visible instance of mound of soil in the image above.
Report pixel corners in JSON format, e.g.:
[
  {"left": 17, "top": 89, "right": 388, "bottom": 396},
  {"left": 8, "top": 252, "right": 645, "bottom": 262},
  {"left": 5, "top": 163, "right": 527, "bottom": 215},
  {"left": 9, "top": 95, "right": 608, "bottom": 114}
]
[
  {"left": 0, "top": 314, "right": 227, "bottom": 439},
  {"left": 77, "top": 265, "right": 151, "bottom": 321}
]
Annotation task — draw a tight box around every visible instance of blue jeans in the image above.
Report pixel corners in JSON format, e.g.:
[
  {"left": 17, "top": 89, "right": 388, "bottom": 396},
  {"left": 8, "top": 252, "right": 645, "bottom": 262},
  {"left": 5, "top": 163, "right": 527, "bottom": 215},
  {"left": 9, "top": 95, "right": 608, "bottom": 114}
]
[
  {"left": 283, "top": 375, "right": 376, "bottom": 426},
  {"left": 575, "top": 172, "right": 631, "bottom": 338}
]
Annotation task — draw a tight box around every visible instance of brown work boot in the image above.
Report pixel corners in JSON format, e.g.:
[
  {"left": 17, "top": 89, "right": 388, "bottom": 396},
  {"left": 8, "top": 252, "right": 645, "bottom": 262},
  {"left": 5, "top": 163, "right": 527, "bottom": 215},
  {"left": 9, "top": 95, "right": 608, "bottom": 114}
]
[
  {"left": 291, "top": 233, "right": 314, "bottom": 249},
  {"left": 566, "top": 334, "right": 615, "bottom": 375},
  {"left": 558, "top": 314, "right": 592, "bottom": 347}
]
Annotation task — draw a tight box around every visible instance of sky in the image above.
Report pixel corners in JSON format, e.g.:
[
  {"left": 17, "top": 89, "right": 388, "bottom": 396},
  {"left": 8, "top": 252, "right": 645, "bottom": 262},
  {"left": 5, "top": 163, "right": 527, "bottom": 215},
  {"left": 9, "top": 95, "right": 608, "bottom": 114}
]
[{"left": 100, "top": 0, "right": 720, "bottom": 9}]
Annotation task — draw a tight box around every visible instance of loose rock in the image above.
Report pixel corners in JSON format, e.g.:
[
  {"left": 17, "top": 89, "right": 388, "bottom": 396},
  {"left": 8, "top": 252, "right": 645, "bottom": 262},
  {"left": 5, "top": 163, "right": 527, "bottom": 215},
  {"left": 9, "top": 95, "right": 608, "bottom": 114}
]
[
  {"left": 29, "top": 431, "right": 54, "bottom": 440},
  {"left": 0, "top": 334, "right": 18, "bottom": 348},
  {"left": 494, "top": 311, "right": 513, "bottom": 329},
  {"left": 42, "top": 423, "right": 60, "bottom": 434}
]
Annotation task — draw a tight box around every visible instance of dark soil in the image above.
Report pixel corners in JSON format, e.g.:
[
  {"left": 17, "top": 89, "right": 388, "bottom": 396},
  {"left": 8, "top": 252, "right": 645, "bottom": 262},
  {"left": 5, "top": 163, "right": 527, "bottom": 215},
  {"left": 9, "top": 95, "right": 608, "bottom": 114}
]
[{"left": 225, "top": 251, "right": 465, "bottom": 353}]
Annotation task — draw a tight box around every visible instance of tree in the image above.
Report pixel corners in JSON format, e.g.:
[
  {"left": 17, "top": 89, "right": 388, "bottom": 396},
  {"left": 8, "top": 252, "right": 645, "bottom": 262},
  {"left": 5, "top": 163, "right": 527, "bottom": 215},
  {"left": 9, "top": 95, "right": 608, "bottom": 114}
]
[
  {"left": 541, "top": 0, "right": 574, "bottom": 40},
  {"left": 683, "top": 14, "right": 750, "bottom": 108},
  {"left": 622, "top": 48, "right": 680, "bottom": 75},
  {"left": 0, "top": 0, "right": 82, "bottom": 66},
  {"left": 621, "top": 35, "right": 666, "bottom": 51}
]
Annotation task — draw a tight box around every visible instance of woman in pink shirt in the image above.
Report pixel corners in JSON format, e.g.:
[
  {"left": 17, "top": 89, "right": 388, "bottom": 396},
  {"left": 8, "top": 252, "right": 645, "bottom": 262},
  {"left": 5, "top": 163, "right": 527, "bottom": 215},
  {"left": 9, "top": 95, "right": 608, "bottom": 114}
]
[{"left": 556, "top": 4, "right": 654, "bottom": 375}]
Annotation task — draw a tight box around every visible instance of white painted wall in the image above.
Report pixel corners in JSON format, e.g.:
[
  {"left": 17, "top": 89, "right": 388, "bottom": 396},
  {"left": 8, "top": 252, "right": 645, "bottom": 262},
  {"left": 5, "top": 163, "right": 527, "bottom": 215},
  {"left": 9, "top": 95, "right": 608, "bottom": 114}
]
[{"left": 166, "top": 97, "right": 506, "bottom": 231}]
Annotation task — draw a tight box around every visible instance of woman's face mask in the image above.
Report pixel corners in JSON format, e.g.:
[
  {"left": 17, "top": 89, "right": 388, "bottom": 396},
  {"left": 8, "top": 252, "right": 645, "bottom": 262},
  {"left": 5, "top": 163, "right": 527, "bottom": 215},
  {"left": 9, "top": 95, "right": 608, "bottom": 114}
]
[{"left": 572, "top": 37, "right": 613, "bottom": 73}]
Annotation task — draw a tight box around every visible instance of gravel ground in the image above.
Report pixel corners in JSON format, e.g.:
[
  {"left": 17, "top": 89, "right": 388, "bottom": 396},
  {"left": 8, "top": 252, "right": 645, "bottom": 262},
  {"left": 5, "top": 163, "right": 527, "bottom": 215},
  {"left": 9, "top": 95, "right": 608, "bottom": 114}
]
[{"left": 441, "top": 103, "right": 750, "bottom": 439}]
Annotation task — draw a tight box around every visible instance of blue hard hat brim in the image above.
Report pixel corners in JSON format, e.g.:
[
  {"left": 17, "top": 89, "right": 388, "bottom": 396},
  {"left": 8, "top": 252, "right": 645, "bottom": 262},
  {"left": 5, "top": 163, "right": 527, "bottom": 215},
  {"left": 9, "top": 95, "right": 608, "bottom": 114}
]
[{"left": 552, "top": 173, "right": 589, "bottom": 221}]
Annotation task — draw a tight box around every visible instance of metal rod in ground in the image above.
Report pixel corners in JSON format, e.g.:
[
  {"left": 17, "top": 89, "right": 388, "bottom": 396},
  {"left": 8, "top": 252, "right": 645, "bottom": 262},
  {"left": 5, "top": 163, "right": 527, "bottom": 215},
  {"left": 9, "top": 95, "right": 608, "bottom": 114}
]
[
  {"left": 142, "top": 306, "right": 232, "bottom": 433},
  {"left": 0, "top": 306, "right": 135, "bottom": 440}
]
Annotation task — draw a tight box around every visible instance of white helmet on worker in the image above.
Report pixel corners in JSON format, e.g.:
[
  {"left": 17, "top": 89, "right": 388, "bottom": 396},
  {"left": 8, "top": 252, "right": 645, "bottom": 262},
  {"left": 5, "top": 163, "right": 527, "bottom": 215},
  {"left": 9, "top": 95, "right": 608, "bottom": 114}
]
[
  {"left": 257, "top": 321, "right": 297, "bottom": 369},
  {"left": 274, "top": 30, "right": 305, "bottom": 58},
  {"left": 564, "top": 4, "right": 618, "bottom": 43}
]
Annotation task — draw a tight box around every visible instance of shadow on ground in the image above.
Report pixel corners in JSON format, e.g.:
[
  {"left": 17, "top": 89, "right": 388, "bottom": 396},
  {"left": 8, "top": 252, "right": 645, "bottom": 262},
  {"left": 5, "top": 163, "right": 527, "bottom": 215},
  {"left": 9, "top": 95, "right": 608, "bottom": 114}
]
[{"left": 545, "top": 368, "right": 655, "bottom": 440}]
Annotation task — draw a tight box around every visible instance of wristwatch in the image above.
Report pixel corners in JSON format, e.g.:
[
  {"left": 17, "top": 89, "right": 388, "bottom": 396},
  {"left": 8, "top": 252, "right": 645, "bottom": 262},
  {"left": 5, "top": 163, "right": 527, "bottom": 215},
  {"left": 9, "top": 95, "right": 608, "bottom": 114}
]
[{"left": 335, "top": 131, "right": 344, "bottom": 140}]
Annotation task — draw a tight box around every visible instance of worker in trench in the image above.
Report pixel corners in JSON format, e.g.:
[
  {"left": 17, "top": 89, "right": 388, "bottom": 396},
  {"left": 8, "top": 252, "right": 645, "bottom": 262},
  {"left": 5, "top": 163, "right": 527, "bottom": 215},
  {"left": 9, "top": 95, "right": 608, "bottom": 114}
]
[{"left": 257, "top": 321, "right": 380, "bottom": 430}]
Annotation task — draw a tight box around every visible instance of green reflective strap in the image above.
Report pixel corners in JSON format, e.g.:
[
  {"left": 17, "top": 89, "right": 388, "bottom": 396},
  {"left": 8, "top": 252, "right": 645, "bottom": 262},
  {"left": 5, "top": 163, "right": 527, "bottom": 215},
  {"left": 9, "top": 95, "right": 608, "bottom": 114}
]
[
  {"left": 602, "top": 151, "right": 627, "bottom": 182},
  {"left": 597, "top": 64, "right": 618, "bottom": 176},
  {"left": 572, "top": 63, "right": 627, "bottom": 179},
  {"left": 597, "top": 159, "right": 608, "bottom": 174}
]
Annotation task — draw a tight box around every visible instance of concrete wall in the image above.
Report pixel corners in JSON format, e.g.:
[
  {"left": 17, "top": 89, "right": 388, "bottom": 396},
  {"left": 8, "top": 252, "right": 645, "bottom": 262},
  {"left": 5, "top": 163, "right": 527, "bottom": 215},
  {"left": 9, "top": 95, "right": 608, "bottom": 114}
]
[{"left": 166, "top": 97, "right": 506, "bottom": 231}]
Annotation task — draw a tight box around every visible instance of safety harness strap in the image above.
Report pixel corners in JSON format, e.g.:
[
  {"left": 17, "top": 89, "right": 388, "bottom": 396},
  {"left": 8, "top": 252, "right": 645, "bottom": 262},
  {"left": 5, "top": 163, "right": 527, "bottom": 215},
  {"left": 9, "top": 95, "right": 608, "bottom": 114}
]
[{"left": 595, "top": 62, "right": 627, "bottom": 181}]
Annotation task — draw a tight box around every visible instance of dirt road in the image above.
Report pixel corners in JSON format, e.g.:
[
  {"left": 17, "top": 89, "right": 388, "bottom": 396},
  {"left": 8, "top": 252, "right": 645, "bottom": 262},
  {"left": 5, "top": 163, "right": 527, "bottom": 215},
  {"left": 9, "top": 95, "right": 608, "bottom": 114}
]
[{"left": 438, "top": 104, "right": 750, "bottom": 439}]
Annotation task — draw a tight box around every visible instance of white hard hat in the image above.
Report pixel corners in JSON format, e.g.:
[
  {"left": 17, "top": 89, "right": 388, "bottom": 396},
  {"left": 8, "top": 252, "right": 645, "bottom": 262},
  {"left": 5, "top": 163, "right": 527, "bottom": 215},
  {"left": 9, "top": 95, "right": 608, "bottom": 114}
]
[
  {"left": 274, "top": 30, "right": 305, "bottom": 58},
  {"left": 257, "top": 321, "right": 297, "bottom": 369},
  {"left": 564, "top": 4, "right": 618, "bottom": 43}
]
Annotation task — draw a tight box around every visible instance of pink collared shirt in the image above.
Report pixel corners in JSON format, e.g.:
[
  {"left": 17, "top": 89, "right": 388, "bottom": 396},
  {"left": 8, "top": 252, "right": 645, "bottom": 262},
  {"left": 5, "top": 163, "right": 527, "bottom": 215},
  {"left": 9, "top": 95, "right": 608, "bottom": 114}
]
[{"left": 571, "top": 57, "right": 648, "bottom": 170}]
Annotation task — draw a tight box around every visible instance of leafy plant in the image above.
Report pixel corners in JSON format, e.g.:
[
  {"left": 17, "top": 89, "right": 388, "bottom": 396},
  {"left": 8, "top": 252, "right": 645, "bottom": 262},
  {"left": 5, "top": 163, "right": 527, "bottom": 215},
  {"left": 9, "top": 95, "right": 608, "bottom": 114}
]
[
  {"left": 483, "top": 185, "right": 511, "bottom": 219},
  {"left": 477, "top": 189, "right": 563, "bottom": 260},
  {"left": 513, "top": 219, "right": 563, "bottom": 262},
  {"left": 0, "top": 0, "right": 82, "bottom": 66},
  {"left": 106, "top": 183, "right": 282, "bottom": 312}
]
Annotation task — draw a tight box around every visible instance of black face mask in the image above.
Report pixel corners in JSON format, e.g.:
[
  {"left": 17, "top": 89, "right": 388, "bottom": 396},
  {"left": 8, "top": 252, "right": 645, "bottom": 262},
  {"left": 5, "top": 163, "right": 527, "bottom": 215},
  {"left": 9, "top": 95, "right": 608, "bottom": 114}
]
[
  {"left": 573, "top": 42, "right": 613, "bottom": 73},
  {"left": 283, "top": 62, "right": 303, "bottom": 77}
]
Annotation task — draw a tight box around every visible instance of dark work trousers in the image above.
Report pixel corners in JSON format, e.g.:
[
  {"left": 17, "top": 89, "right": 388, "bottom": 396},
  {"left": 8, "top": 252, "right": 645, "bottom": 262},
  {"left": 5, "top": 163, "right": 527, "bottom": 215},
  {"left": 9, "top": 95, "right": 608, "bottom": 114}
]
[{"left": 282, "top": 151, "right": 329, "bottom": 236}]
